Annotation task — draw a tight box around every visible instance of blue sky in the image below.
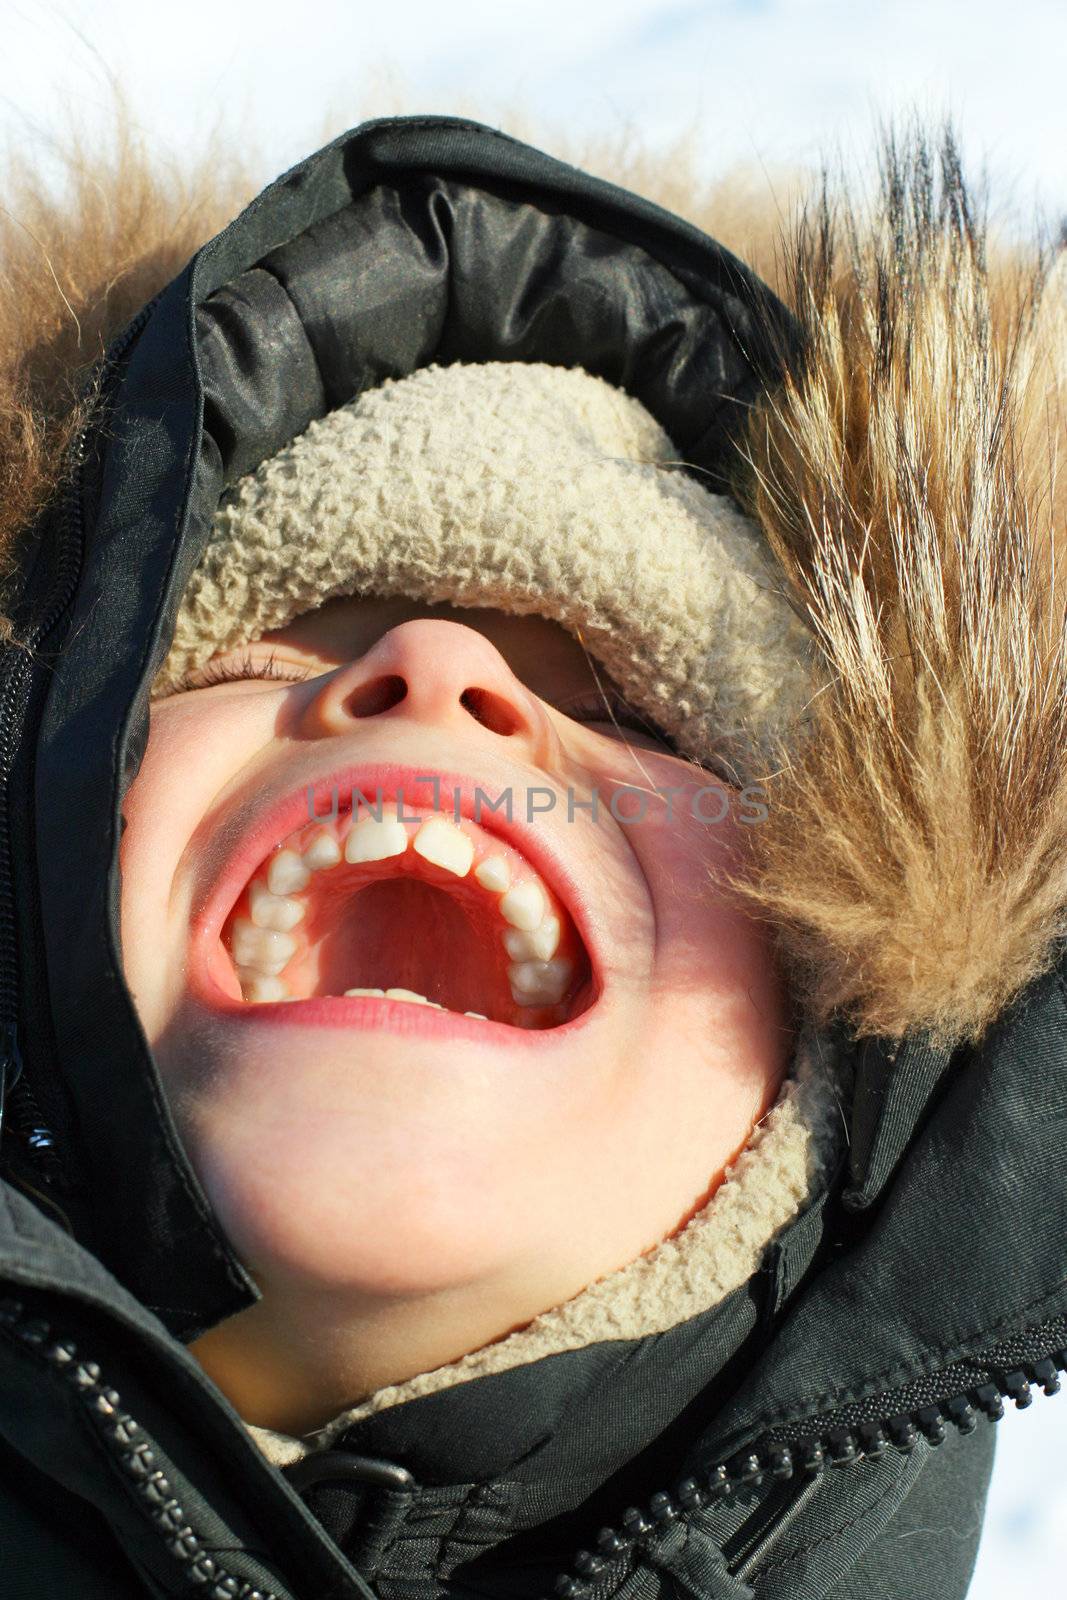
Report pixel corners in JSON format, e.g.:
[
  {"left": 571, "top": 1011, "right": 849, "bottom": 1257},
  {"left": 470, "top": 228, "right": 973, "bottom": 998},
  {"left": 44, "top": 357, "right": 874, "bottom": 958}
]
[
  {"left": 3, "top": 0, "right": 1065, "bottom": 226},
  {"left": 3, "top": 2, "right": 1065, "bottom": 1591}
]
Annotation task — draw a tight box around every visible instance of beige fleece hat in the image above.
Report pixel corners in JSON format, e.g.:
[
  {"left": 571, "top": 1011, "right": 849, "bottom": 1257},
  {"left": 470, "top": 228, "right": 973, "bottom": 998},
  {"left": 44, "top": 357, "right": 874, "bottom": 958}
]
[{"left": 155, "top": 361, "right": 816, "bottom": 776}]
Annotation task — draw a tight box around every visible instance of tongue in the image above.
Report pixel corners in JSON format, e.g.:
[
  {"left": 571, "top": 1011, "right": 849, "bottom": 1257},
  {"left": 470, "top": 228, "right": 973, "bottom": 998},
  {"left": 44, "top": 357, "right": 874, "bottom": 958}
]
[{"left": 312, "top": 878, "right": 511, "bottom": 1017}]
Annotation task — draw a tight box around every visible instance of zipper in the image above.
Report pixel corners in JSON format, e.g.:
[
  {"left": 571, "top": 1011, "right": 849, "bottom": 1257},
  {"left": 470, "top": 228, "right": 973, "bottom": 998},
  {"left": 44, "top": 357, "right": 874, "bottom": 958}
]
[
  {"left": 0, "top": 1022, "right": 22, "bottom": 1140},
  {"left": 548, "top": 1320, "right": 1067, "bottom": 1597},
  {"left": 0, "top": 1292, "right": 1061, "bottom": 1600},
  {"left": 0, "top": 296, "right": 158, "bottom": 1176},
  {"left": 0, "top": 1291, "right": 290, "bottom": 1600}
]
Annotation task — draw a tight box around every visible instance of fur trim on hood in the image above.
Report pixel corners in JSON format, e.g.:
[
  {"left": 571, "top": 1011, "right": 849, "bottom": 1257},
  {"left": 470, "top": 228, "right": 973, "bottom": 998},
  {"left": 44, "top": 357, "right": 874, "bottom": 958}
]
[
  {"left": 732, "top": 134, "right": 1067, "bottom": 1048},
  {"left": 1, "top": 112, "right": 1064, "bottom": 1051}
]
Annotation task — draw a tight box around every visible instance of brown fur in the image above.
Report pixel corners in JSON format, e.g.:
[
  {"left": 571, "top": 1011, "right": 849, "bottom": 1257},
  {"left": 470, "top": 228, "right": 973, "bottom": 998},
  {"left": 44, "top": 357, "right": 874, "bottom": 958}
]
[
  {"left": 0, "top": 94, "right": 254, "bottom": 638},
  {"left": 730, "top": 129, "right": 1067, "bottom": 1047},
  {"left": 1, "top": 102, "right": 1063, "bottom": 1046}
]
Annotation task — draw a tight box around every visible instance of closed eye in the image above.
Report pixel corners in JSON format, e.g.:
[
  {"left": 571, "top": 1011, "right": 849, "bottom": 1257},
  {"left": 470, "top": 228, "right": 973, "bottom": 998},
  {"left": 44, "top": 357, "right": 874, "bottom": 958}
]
[
  {"left": 165, "top": 649, "right": 315, "bottom": 696},
  {"left": 553, "top": 689, "right": 672, "bottom": 745},
  {"left": 165, "top": 654, "right": 674, "bottom": 754}
]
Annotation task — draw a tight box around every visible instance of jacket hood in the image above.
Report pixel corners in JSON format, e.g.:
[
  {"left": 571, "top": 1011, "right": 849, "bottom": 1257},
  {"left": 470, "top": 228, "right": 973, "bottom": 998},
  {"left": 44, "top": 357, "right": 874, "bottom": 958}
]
[{"left": 0, "top": 112, "right": 1065, "bottom": 1599}]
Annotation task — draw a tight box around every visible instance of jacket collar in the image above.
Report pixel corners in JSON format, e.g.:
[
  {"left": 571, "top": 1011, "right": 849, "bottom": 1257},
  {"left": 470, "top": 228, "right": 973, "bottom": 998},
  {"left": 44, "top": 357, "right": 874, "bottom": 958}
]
[{"left": 0, "top": 1149, "right": 838, "bottom": 1587}]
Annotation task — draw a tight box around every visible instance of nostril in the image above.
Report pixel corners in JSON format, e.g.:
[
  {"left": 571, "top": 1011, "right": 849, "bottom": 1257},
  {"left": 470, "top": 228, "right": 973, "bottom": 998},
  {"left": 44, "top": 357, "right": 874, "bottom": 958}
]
[
  {"left": 460, "top": 688, "right": 523, "bottom": 736},
  {"left": 345, "top": 675, "right": 408, "bottom": 717}
]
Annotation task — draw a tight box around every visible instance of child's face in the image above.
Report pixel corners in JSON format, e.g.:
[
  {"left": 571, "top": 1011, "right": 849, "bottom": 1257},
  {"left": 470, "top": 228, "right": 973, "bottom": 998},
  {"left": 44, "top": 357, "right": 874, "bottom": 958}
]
[{"left": 120, "top": 596, "right": 792, "bottom": 1379}]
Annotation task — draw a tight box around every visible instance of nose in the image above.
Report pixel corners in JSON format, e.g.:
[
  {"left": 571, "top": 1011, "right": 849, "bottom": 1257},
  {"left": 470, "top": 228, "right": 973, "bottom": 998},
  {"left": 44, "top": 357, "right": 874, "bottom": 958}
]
[{"left": 297, "top": 619, "right": 551, "bottom": 753}]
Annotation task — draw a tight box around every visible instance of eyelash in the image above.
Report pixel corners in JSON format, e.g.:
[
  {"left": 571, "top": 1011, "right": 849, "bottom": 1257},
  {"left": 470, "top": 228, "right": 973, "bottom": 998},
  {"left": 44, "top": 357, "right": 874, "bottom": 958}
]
[
  {"left": 170, "top": 649, "right": 314, "bottom": 694},
  {"left": 555, "top": 690, "right": 663, "bottom": 738},
  {"left": 171, "top": 655, "right": 663, "bottom": 745}
]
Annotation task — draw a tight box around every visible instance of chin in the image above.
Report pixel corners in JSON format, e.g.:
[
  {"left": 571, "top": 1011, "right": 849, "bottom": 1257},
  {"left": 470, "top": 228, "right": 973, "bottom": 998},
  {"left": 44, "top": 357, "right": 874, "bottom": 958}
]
[
  {"left": 162, "top": 1020, "right": 584, "bottom": 1301},
  {"left": 188, "top": 1119, "right": 534, "bottom": 1300}
]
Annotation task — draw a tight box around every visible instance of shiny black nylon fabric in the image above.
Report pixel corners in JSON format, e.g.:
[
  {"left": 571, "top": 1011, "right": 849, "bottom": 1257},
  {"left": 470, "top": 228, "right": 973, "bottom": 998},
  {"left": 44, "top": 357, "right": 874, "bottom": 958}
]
[
  {"left": 26, "top": 115, "right": 799, "bottom": 1340},
  {"left": 687, "top": 971, "right": 1067, "bottom": 1474},
  {"left": 196, "top": 176, "right": 784, "bottom": 491},
  {"left": 0, "top": 1175, "right": 996, "bottom": 1600}
]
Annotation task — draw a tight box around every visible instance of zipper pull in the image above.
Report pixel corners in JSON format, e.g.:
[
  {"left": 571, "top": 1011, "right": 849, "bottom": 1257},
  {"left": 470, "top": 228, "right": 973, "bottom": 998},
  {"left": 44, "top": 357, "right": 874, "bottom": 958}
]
[{"left": 0, "top": 1021, "right": 24, "bottom": 1142}]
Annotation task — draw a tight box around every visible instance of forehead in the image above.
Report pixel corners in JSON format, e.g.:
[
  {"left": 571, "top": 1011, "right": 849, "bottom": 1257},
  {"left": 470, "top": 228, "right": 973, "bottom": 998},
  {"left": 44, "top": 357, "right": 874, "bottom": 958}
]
[{"left": 260, "top": 594, "right": 605, "bottom": 701}]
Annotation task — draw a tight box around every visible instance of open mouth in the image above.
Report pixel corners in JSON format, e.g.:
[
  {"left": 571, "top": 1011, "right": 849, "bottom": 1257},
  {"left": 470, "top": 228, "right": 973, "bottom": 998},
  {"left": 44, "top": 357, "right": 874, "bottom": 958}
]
[{"left": 217, "top": 800, "right": 595, "bottom": 1029}]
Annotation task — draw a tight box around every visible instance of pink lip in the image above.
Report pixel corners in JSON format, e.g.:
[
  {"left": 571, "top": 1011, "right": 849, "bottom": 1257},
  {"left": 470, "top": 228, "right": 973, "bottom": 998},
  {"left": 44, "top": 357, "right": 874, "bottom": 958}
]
[{"left": 186, "top": 763, "right": 605, "bottom": 1041}]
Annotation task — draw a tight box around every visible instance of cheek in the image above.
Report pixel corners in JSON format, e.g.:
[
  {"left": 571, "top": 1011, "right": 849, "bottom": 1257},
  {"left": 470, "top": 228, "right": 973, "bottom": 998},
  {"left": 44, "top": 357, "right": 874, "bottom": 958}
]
[
  {"left": 575, "top": 739, "right": 739, "bottom": 872},
  {"left": 588, "top": 750, "right": 789, "bottom": 1039},
  {"left": 119, "top": 716, "right": 190, "bottom": 969},
  {"left": 119, "top": 700, "right": 267, "bottom": 1034}
]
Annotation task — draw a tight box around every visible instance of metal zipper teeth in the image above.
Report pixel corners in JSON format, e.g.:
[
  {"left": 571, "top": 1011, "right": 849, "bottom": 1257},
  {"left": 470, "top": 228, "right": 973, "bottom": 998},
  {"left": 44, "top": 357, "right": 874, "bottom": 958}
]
[
  {"left": 0, "top": 1294, "right": 282, "bottom": 1600},
  {"left": 548, "top": 1348, "right": 1067, "bottom": 1597},
  {"left": 0, "top": 298, "right": 159, "bottom": 1160},
  {"left": 2, "top": 1071, "right": 64, "bottom": 1176},
  {"left": 0, "top": 420, "right": 88, "bottom": 1029},
  {"left": 3, "top": 1292, "right": 1061, "bottom": 1600}
]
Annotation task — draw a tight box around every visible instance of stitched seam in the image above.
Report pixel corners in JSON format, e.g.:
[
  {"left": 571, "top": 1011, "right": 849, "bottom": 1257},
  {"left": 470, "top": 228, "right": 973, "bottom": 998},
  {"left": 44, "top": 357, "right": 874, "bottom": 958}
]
[
  {"left": 438, "top": 1483, "right": 487, "bottom": 1565},
  {"left": 0, "top": 1179, "right": 24, "bottom": 1240},
  {"left": 745, "top": 1280, "right": 1067, "bottom": 1430},
  {"left": 204, "top": 116, "right": 522, "bottom": 266},
  {"left": 394, "top": 1491, "right": 472, "bottom": 1583},
  {"left": 95, "top": 318, "right": 251, "bottom": 1296},
  {"left": 197, "top": 116, "right": 514, "bottom": 239},
  {"left": 752, "top": 1461, "right": 914, "bottom": 1581},
  {"left": 1050, "top": 959, "right": 1067, "bottom": 1009}
]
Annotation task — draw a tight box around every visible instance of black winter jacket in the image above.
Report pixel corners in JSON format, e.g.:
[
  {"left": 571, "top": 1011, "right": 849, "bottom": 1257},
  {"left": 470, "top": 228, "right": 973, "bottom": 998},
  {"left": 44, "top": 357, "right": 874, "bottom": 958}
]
[{"left": 1, "top": 114, "right": 1064, "bottom": 1600}]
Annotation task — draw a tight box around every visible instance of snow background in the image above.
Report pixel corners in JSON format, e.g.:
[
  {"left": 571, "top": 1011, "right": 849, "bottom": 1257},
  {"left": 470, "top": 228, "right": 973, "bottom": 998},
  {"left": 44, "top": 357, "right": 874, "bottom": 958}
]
[{"left": 3, "top": 3, "right": 1064, "bottom": 1593}]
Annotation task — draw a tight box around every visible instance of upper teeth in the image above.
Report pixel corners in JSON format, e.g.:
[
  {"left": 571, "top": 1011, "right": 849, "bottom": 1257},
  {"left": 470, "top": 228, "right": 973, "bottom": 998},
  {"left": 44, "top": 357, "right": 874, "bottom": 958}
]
[
  {"left": 503, "top": 915, "right": 561, "bottom": 962},
  {"left": 344, "top": 812, "right": 409, "bottom": 863},
  {"left": 250, "top": 879, "right": 305, "bottom": 931},
  {"left": 303, "top": 830, "right": 342, "bottom": 870},
  {"left": 231, "top": 922, "right": 298, "bottom": 975},
  {"left": 230, "top": 810, "right": 577, "bottom": 1017},
  {"left": 499, "top": 881, "right": 546, "bottom": 930},
  {"left": 507, "top": 957, "right": 573, "bottom": 1005},
  {"left": 267, "top": 850, "right": 311, "bottom": 896},
  {"left": 412, "top": 816, "right": 475, "bottom": 876},
  {"left": 474, "top": 854, "right": 510, "bottom": 892}
]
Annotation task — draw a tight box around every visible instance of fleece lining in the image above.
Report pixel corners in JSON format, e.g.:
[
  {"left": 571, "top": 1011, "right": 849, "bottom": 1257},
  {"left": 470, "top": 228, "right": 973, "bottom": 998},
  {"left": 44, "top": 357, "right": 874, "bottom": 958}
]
[
  {"left": 246, "top": 1033, "right": 843, "bottom": 1470},
  {"left": 155, "top": 361, "right": 816, "bottom": 780}
]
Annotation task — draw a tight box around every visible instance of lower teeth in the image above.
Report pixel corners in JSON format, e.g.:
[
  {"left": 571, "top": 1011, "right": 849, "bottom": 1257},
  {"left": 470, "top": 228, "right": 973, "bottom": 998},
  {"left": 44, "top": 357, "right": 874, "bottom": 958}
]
[
  {"left": 343, "top": 986, "right": 487, "bottom": 1019},
  {"left": 236, "top": 972, "right": 492, "bottom": 1021}
]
